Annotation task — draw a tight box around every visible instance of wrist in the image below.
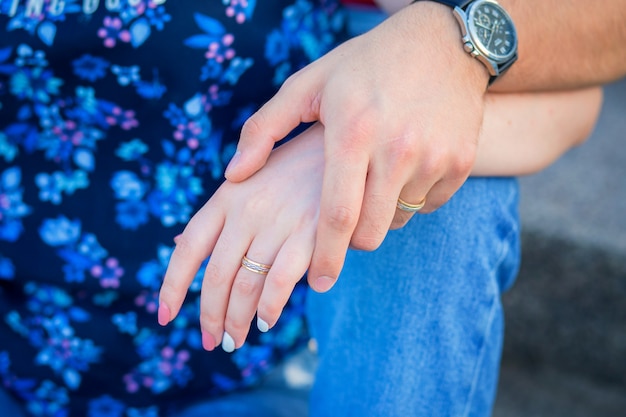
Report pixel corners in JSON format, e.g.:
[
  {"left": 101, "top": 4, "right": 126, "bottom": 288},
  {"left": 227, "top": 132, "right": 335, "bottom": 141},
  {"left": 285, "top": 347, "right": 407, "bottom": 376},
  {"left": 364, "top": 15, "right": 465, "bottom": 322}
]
[
  {"left": 408, "top": 0, "right": 518, "bottom": 89},
  {"left": 403, "top": 1, "right": 491, "bottom": 91}
]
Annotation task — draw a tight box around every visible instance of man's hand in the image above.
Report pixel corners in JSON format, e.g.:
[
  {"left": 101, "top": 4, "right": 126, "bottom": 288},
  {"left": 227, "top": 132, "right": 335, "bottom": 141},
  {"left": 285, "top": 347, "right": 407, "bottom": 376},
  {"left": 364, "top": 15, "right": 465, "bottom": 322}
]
[{"left": 225, "top": 3, "right": 489, "bottom": 292}]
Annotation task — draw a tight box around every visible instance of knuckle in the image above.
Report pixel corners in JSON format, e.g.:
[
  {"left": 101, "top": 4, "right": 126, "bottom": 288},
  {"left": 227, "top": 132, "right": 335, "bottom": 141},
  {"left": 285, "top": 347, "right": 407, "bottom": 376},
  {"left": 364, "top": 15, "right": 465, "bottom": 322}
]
[
  {"left": 346, "top": 110, "right": 375, "bottom": 134},
  {"left": 281, "top": 71, "right": 301, "bottom": 90},
  {"left": 172, "top": 234, "right": 197, "bottom": 261},
  {"left": 341, "top": 115, "right": 378, "bottom": 148},
  {"left": 232, "top": 275, "right": 259, "bottom": 297},
  {"left": 203, "top": 262, "right": 226, "bottom": 287},
  {"left": 268, "top": 270, "right": 293, "bottom": 290},
  {"left": 159, "top": 278, "right": 186, "bottom": 300},
  {"left": 325, "top": 204, "right": 358, "bottom": 233},
  {"left": 421, "top": 148, "right": 447, "bottom": 178},
  {"left": 224, "top": 317, "right": 250, "bottom": 335},
  {"left": 240, "top": 113, "right": 264, "bottom": 138},
  {"left": 258, "top": 301, "right": 284, "bottom": 323},
  {"left": 241, "top": 194, "right": 268, "bottom": 214},
  {"left": 449, "top": 148, "right": 475, "bottom": 179},
  {"left": 199, "top": 312, "right": 222, "bottom": 334},
  {"left": 389, "top": 135, "right": 419, "bottom": 164},
  {"left": 350, "top": 231, "right": 384, "bottom": 251},
  {"left": 352, "top": 195, "right": 388, "bottom": 248}
]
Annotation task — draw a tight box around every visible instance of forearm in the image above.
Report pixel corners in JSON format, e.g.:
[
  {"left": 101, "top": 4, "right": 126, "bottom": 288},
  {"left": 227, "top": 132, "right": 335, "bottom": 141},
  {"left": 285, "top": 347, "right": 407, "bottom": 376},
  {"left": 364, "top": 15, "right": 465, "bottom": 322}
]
[
  {"left": 472, "top": 87, "right": 603, "bottom": 176},
  {"left": 376, "top": 0, "right": 626, "bottom": 91},
  {"left": 495, "top": 0, "right": 626, "bottom": 91}
]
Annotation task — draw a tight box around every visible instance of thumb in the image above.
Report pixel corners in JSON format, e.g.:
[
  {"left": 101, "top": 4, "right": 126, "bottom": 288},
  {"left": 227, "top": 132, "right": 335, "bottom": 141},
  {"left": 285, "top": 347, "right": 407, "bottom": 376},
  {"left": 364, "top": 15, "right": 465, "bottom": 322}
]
[{"left": 224, "top": 72, "right": 322, "bottom": 183}]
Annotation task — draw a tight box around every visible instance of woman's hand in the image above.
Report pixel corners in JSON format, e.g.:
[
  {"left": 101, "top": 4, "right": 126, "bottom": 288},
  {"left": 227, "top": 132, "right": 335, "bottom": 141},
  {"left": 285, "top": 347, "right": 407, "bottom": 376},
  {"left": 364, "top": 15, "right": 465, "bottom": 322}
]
[{"left": 158, "top": 123, "right": 324, "bottom": 352}]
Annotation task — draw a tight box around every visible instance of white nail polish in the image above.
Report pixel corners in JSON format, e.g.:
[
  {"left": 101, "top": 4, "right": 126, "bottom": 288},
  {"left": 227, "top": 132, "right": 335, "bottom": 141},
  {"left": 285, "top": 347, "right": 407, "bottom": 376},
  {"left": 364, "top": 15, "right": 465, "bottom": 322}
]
[
  {"left": 222, "top": 331, "right": 235, "bottom": 353},
  {"left": 257, "top": 317, "right": 269, "bottom": 333}
]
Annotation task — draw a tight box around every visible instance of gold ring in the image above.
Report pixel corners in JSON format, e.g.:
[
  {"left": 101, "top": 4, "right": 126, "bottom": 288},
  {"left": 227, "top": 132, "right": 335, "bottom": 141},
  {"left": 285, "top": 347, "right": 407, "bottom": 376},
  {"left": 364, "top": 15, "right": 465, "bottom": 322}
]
[
  {"left": 241, "top": 255, "right": 272, "bottom": 275},
  {"left": 396, "top": 197, "right": 426, "bottom": 213}
]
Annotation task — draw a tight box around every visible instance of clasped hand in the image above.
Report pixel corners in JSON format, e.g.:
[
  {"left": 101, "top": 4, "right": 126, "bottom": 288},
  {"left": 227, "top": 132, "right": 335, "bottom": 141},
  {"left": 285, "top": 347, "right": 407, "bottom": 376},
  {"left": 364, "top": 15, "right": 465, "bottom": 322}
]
[
  {"left": 224, "top": 3, "right": 487, "bottom": 293},
  {"left": 158, "top": 3, "right": 489, "bottom": 351}
]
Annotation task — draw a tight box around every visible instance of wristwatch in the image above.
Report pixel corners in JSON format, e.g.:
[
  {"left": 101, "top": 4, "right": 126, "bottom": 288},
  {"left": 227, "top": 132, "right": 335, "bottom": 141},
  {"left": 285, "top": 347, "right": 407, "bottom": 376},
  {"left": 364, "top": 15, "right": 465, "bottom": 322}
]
[{"left": 414, "top": 0, "right": 518, "bottom": 85}]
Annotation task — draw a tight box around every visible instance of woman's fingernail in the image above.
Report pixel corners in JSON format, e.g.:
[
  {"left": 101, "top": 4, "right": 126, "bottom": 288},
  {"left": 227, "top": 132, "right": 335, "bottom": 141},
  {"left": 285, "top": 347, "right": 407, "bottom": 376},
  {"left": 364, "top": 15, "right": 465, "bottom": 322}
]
[
  {"left": 202, "top": 331, "right": 216, "bottom": 351},
  {"left": 314, "top": 276, "right": 335, "bottom": 293},
  {"left": 224, "top": 150, "right": 241, "bottom": 177},
  {"left": 222, "top": 331, "right": 236, "bottom": 353},
  {"left": 157, "top": 303, "right": 170, "bottom": 326},
  {"left": 257, "top": 317, "right": 270, "bottom": 333}
]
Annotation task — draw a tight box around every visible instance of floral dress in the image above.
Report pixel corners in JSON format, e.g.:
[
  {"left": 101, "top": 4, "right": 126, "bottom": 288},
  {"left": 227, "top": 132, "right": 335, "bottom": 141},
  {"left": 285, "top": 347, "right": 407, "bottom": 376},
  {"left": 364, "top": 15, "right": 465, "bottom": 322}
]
[{"left": 0, "top": 1, "right": 345, "bottom": 416}]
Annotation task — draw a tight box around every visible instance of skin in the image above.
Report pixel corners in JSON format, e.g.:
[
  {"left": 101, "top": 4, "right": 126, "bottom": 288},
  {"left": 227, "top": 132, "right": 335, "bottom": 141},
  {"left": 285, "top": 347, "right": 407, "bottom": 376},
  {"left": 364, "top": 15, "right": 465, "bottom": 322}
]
[
  {"left": 158, "top": 87, "right": 602, "bottom": 351},
  {"left": 381, "top": 0, "right": 626, "bottom": 93},
  {"left": 223, "top": 0, "right": 626, "bottom": 297}
]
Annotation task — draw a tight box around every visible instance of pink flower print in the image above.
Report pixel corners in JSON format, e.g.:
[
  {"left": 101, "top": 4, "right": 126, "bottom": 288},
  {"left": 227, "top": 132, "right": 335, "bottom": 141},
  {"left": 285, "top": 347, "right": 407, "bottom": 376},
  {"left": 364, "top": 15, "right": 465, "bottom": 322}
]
[
  {"left": 123, "top": 373, "right": 140, "bottom": 393},
  {"left": 0, "top": 193, "right": 8, "bottom": 214},
  {"left": 225, "top": 0, "right": 251, "bottom": 24},
  {"left": 173, "top": 121, "right": 202, "bottom": 149},
  {"left": 90, "top": 257, "right": 124, "bottom": 288},
  {"left": 204, "top": 34, "right": 236, "bottom": 63},
  {"left": 106, "top": 107, "right": 139, "bottom": 130},
  {"left": 52, "top": 120, "right": 84, "bottom": 148},
  {"left": 124, "top": 345, "right": 191, "bottom": 393},
  {"left": 133, "top": 1, "right": 147, "bottom": 15},
  {"left": 206, "top": 84, "right": 230, "bottom": 109},
  {"left": 135, "top": 290, "right": 158, "bottom": 314},
  {"left": 158, "top": 347, "right": 190, "bottom": 378},
  {"left": 98, "top": 17, "right": 131, "bottom": 48}
]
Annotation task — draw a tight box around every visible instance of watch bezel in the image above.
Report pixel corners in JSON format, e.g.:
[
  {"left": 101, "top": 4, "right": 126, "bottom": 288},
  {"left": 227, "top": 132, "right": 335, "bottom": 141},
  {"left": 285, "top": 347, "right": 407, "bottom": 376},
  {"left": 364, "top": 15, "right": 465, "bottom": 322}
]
[{"left": 466, "top": 0, "right": 517, "bottom": 63}]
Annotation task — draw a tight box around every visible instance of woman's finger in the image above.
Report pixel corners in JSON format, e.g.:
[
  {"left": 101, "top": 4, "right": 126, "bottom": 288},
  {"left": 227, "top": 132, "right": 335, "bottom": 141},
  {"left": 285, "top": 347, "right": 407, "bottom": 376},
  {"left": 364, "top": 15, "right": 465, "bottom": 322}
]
[
  {"left": 199, "top": 216, "right": 252, "bottom": 351},
  {"left": 257, "top": 223, "right": 316, "bottom": 331},
  {"left": 221, "top": 233, "right": 281, "bottom": 352},
  {"left": 158, "top": 201, "right": 224, "bottom": 326}
]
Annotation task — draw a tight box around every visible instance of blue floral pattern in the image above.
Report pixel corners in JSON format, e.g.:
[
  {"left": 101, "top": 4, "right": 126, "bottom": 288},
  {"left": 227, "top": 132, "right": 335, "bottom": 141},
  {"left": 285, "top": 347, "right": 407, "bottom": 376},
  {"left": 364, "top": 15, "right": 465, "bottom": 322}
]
[{"left": 0, "top": 1, "right": 345, "bottom": 416}]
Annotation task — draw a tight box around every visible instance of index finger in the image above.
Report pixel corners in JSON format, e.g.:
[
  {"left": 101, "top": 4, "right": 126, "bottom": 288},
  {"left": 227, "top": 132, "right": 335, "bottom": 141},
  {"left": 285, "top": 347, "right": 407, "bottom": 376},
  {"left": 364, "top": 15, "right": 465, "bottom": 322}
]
[
  {"left": 225, "top": 68, "right": 322, "bottom": 183},
  {"left": 158, "top": 202, "right": 224, "bottom": 325}
]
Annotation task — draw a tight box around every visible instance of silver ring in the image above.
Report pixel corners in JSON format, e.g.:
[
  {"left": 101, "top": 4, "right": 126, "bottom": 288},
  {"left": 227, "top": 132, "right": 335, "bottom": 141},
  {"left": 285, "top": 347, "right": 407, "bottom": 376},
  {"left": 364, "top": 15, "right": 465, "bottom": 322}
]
[
  {"left": 241, "top": 255, "right": 272, "bottom": 275},
  {"left": 396, "top": 197, "right": 426, "bottom": 213}
]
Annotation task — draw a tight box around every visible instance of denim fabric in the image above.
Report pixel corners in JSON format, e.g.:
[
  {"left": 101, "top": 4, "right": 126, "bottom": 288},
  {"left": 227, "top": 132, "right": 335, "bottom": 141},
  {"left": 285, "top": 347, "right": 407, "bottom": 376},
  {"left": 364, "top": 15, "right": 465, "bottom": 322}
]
[{"left": 307, "top": 177, "right": 520, "bottom": 417}]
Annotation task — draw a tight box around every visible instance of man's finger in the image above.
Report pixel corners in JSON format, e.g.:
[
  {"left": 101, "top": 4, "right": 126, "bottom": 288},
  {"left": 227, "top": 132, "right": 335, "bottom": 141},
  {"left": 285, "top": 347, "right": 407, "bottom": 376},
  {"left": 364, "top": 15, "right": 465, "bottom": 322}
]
[
  {"left": 307, "top": 136, "right": 369, "bottom": 293},
  {"left": 225, "top": 70, "right": 323, "bottom": 183},
  {"left": 350, "top": 154, "right": 406, "bottom": 250}
]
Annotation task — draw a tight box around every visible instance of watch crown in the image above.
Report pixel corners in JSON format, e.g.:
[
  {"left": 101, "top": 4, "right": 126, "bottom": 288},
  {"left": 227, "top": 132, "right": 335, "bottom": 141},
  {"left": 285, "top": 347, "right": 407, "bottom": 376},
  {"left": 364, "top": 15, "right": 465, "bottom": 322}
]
[{"left": 463, "top": 42, "right": 474, "bottom": 54}]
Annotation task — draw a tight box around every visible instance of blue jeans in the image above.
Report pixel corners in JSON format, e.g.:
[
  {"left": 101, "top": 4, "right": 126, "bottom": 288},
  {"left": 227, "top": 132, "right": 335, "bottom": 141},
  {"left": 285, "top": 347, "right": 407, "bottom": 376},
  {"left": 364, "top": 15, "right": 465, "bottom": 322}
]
[{"left": 307, "top": 177, "right": 520, "bottom": 417}]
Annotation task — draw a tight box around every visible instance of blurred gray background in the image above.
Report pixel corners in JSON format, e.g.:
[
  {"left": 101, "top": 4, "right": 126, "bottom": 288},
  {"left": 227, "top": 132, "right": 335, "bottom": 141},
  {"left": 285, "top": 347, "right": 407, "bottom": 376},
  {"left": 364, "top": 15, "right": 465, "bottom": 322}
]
[{"left": 495, "top": 78, "right": 626, "bottom": 416}]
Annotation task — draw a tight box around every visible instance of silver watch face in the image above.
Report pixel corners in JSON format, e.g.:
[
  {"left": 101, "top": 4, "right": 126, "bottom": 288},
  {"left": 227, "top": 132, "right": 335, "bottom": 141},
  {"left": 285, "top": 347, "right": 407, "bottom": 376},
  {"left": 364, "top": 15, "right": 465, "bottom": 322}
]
[{"left": 467, "top": 0, "right": 517, "bottom": 62}]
